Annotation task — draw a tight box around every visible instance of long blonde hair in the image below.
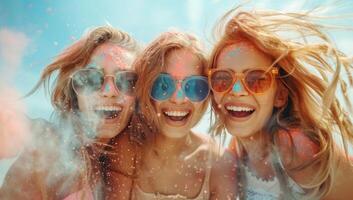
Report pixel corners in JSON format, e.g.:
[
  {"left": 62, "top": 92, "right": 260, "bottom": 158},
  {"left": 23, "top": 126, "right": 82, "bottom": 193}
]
[
  {"left": 29, "top": 26, "right": 141, "bottom": 198},
  {"left": 134, "top": 31, "right": 208, "bottom": 136},
  {"left": 209, "top": 7, "right": 353, "bottom": 199}
]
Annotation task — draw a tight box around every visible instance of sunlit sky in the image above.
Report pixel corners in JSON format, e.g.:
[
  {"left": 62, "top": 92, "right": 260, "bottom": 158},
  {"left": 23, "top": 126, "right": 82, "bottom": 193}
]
[{"left": 1, "top": 0, "right": 353, "bottom": 183}]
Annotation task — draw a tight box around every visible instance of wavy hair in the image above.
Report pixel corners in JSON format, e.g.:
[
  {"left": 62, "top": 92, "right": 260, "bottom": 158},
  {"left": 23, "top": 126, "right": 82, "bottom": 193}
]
[
  {"left": 209, "top": 7, "right": 353, "bottom": 199},
  {"left": 134, "top": 31, "right": 208, "bottom": 136},
  {"left": 28, "top": 26, "right": 141, "bottom": 199}
]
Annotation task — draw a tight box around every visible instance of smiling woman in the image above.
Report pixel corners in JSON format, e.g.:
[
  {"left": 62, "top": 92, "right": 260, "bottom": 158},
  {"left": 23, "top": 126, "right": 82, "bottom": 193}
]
[
  {"left": 209, "top": 7, "right": 353, "bottom": 200},
  {"left": 0, "top": 26, "right": 142, "bottom": 199},
  {"left": 71, "top": 42, "right": 137, "bottom": 140},
  {"left": 104, "top": 31, "right": 237, "bottom": 200}
]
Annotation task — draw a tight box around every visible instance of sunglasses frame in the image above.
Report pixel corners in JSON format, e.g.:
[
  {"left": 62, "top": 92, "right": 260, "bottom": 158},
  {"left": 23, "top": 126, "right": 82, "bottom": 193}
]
[
  {"left": 208, "top": 67, "right": 278, "bottom": 95},
  {"left": 70, "top": 68, "right": 137, "bottom": 96},
  {"left": 150, "top": 73, "right": 210, "bottom": 102}
]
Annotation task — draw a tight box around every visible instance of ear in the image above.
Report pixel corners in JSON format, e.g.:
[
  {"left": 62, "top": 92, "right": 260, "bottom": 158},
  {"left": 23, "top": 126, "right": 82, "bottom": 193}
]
[{"left": 274, "top": 82, "right": 288, "bottom": 108}]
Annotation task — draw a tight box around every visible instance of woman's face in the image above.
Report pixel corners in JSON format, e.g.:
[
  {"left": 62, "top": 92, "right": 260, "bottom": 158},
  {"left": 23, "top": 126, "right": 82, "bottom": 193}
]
[
  {"left": 75, "top": 42, "right": 136, "bottom": 140},
  {"left": 212, "top": 41, "right": 278, "bottom": 138},
  {"left": 152, "top": 48, "right": 206, "bottom": 138}
]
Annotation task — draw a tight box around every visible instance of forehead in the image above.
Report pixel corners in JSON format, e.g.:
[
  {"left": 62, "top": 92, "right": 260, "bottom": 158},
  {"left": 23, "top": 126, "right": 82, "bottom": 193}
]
[
  {"left": 88, "top": 43, "right": 134, "bottom": 71},
  {"left": 163, "top": 48, "right": 202, "bottom": 78},
  {"left": 217, "top": 41, "right": 273, "bottom": 72}
]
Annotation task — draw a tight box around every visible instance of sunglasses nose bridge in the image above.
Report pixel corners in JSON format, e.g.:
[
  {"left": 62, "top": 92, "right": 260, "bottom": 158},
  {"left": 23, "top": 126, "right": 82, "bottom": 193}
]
[
  {"left": 233, "top": 72, "right": 244, "bottom": 81},
  {"left": 100, "top": 75, "right": 120, "bottom": 97},
  {"left": 231, "top": 74, "right": 248, "bottom": 96},
  {"left": 170, "top": 80, "right": 187, "bottom": 103}
]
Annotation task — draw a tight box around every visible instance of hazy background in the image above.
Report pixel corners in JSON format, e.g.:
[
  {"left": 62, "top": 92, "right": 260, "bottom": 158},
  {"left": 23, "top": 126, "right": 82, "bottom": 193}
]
[{"left": 1, "top": 0, "right": 353, "bottom": 186}]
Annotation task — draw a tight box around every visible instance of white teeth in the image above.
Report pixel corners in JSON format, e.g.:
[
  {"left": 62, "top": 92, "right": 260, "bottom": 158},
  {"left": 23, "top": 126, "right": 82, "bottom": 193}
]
[
  {"left": 164, "top": 111, "right": 189, "bottom": 117},
  {"left": 226, "top": 106, "right": 254, "bottom": 112},
  {"left": 95, "top": 106, "right": 122, "bottom": 112}
]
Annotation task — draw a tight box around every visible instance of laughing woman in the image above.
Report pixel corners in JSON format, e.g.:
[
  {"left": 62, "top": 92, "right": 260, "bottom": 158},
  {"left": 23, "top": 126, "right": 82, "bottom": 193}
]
[
  {"left": 0, "top": 26, "right": 141, "bottom": 199},
  {"left": 105, "top": 31, "right": 237, "bottom": 200},
  {"left": 209, "top": 7, "right": 353, "bottom": 200}
]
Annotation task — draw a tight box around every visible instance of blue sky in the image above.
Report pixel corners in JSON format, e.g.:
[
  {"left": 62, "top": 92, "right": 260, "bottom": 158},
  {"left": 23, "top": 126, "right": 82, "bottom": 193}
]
[{"left": 0, "top": 0, "right": 352, "bottom": 132}]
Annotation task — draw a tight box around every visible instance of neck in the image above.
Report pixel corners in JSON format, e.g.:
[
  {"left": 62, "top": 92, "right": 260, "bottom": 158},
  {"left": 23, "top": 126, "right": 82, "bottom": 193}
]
[
  {"left": 239, "top": 130, "right": 271, "bottom": 163},
  {"left": 152, "top": 131, "right": 192, "bottom": 157}
]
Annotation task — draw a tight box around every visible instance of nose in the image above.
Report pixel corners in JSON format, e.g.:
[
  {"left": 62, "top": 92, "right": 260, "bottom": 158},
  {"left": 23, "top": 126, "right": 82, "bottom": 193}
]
[
  {"left": 231, "top": 80, "right": 248, "bottom": 96},
  {"left": 100, "top": 76, "right": 119, "bottom": 97},
  {"left": 169, "top": 83, "right": 187, "bottom": 104}
]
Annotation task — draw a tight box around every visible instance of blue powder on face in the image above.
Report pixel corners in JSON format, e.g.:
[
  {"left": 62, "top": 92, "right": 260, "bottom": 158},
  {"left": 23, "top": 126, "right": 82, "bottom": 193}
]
[
  {"left": 176, "top": 89, "right": 183, "bottom": 99},
  {"left": 232, "top": 81, "right": 242, "bottom": 92},
  {"left": 104, "top": 83, "right": 110, "bottom": 93},
  {"left": 227, "top": 48, "right": 242, "bottom": 58}
]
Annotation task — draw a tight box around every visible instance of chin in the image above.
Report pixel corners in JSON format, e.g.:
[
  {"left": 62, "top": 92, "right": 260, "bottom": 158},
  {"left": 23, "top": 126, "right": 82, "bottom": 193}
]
[
  {"left": 97, "top": 126, "right": 122, "bottom": 139},
  {"left": 161, "top": 126, "right": 190, "bottom": 138},
  {"left": 226, "top": 124, "right": 256, "bottom": 138}
]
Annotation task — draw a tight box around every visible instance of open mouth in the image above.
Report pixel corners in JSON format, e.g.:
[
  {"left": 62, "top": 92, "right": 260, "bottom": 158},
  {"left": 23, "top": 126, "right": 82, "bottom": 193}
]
[
  {"left": 163, "top": 110, "right": 191, "bottom": 122},
  {"left": 225, "top": 105, "right": 255, "bottom": 118},
  {"left": 95, "top": 106, "right": 122, "bottom": 120}
]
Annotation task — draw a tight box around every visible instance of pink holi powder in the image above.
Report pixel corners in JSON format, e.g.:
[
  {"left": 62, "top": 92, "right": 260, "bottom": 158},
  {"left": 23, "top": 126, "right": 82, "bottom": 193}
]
[
  {"left": 62, "top": 186, "right": 94, "bottom": 200},
  {"left": 0, "top": 87, "right": 30, "bottom": 158},
  {"left": 92, "top": 43, "right": 131, "bottom": 70}
]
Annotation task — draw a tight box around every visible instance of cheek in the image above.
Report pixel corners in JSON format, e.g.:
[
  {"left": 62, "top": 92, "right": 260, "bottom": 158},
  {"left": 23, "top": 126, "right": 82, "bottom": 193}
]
[
  {"left": 151, "top": 99, "right": 161, "bottom": 112},
  {"left": 193, "top": 101, "right": 204, "bottom": 112},
  {"left": 255, "top": 91, "right": 276, "bottom": 121},
  {"left": 212, "top": 92, "right": 223, "bottom": 105},
  {"left": 77, "top": 96, "right": 88, "bottom": 111},
  {"left": 257, "top": 88, "right": 277, "bottom": 107},
  {"left": 191, "top": 102, "right": 205, "bottom": 121},
  {"left": 77, "top": 94, "right": 98, "bottom": 112},
  {"left": 122, "top": 95, "right": 135, "bottom": 107}
]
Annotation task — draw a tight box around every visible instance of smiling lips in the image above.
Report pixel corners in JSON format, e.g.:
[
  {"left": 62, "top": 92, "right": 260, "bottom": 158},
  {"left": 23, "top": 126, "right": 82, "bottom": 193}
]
[
  {"left": 95, "top": 105, "right": 122, "bottom": 119},
  {"left": 225, "top": 104, "right": 255, "bottom": 118},
  {"left": 163, "top": 110, "right": 190, "bottom": 121}
]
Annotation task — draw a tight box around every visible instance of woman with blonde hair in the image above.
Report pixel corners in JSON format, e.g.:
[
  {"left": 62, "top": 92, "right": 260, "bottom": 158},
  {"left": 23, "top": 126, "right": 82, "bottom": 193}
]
[
  {"left": 0, "top": 25, "right": 142, "bottom": 199},
  {"left": 208, "top": 7, "right": 353, "bottom": 199},
  {"left": 104, "top": 31, "right": 237, "bottom": 199}
]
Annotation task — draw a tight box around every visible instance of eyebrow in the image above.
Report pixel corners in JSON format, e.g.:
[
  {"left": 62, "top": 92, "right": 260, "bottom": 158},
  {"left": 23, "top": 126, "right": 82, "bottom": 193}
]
[
  {"left": 161, "top": 72, "right": 203, "bottom": 81},
  {"left": 216, "top": 66, "right": 268, "bottom": 73}
]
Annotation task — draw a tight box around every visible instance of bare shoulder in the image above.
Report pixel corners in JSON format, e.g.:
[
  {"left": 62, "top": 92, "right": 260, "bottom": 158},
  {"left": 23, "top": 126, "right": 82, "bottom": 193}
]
[
  {"left": 276, "top": 128, "right": 320, "bottom": 169},
  {"left": 206, "top": 136, "right": 237, "bottom": 199},
  {"left": 0, "top": 118, "right": 61, "bottom": 199}
]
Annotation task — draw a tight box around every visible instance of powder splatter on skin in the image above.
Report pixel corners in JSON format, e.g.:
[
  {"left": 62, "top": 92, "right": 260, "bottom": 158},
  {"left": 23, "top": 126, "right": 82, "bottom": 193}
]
[
  {"left": 222, "top": 42, "right": 256, "bottom": 61},
  {"left": 226, "top": 47, "right": 242, "bottom": 58},
  {"left": 167, "top": 49, "right": 201, "bottom": 78},
  {"left": 176, "top": 87, "right": 184, "bottom": 99},
  {"left": 232, "top": 80, "right": 243, "bottom": 93},
  {"left": 88, "top": 44, "right": 131, "bottom": 71},
  {"left": 104, "top": 83, "right": 111, "bottom": 93}
]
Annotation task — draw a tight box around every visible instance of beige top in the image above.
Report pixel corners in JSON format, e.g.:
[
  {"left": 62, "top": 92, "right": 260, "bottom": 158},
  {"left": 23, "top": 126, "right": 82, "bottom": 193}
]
[{"left": 131, "top": 148, "right": 212, "bottom": 200}]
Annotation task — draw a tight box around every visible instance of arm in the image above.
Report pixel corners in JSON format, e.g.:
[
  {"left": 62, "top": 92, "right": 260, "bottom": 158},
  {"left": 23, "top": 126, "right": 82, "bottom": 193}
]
[
  {"left": 0, "top": 119, "right": 60, "bottom": 199},
  {"left": 209, "top": 144, "right": 237, "bottom": 200},
  {"left": 104, "top": 132, "right": 140, "bottom": 200},
  {"left": 0, "top": 149, "right": 44, "bottom": 199}
]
